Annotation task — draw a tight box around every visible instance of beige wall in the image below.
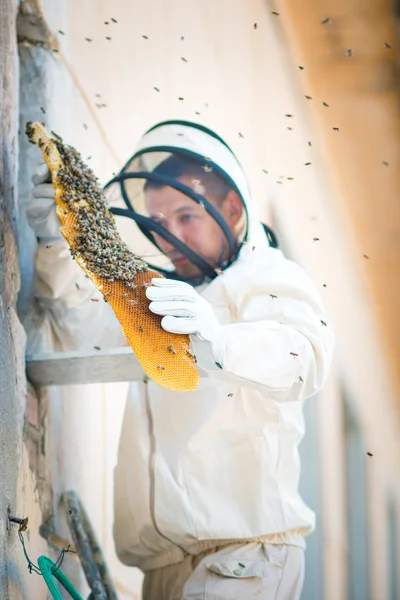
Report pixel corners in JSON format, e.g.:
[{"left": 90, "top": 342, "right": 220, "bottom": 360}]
[
  {"left": 279, "top": 0, "right": 400, "bottom": 399},
  {"left": 16, "top": 0, "right": 400, "bottom": 598}
]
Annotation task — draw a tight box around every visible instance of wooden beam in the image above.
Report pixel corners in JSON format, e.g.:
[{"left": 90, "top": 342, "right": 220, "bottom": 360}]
[{"left": 26, "top": 348, "right": 145, "bottom": 386}]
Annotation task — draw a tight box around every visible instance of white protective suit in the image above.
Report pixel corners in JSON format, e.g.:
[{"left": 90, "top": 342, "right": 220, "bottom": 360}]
[{"left": 31, "top": 123, "right": 335, "bottom": 573}]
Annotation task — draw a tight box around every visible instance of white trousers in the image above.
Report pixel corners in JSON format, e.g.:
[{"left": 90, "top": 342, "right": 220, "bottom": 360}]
[{"left": 142, "top": 542, "right": 305, "bottom": 600}]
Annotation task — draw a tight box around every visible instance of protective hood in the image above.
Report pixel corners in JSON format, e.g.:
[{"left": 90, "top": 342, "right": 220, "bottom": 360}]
[{"left": 105, "top": 120, "right": 277, "bottom": 285}]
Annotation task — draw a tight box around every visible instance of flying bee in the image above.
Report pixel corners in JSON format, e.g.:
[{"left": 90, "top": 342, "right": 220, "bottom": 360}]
[
  {"left": 168, "top": 344, "right": 177, "bottom": 355},
  {"left": 290, "top": 352, "right": 299, "bottom": 358},
  {"left": 157, "top": 365, "right": 165, "bottom": 370}
]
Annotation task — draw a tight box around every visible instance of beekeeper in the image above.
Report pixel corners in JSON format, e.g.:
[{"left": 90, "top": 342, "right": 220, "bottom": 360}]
[{"left": 28, "top": 120, "right": 335, "bottom": 600}]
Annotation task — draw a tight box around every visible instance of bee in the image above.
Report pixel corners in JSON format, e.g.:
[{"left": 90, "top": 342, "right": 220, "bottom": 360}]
[
  {"left": 94, "top": 346, "right": 101, "bottom": 350},
  {"left": 305, "top": 95, "right": 313, "bottom": 100},
  {"left": 253, "top": 23, "right": 257, "bottom": 29},
  {"left": 168, "top": 344, "right": 177, "bottom": 355},
  {"left": 85, "top": 38, "right": 93, "bottom": 42},
  {"left": 298, "top": 376, "right": 303, "bottom": 383},
  {"left": 271, "top": 11, "right": 279, "bottom": 16},
  {"left": 308, "top": 141, "right": 312, "bottom": 146},
  {"left": 382, "top": 161, "right": 389, "bottom": 166},
  {"left": 305, "top": 162, "right": 312, "bottom": 166},
  {"left": 40, "top": 107, "right": 46, "bottom": 114},
  {"left": 322, "top": 102, "right": 329, "bottom": 107},
  {"left": 139, "top": 325, "right": 144, "bottom": 332},
  {"left": 346, "top": 49, "right": 353, "bottom": 58},
  {"left": 363, "top": 254, "right": 369, "bottom": 259},
  {"left": 91, "top": 298, "right": 99, "bottom": 302},
  {"left": 228, "top": 393, "right": 234, "bottom": 397},
  {"left": 157, "top": 365, "right": 165, "bottom": 370},
  {"left": 313, "top": 237, "right": 320, "bottom": 242},
  {"left": 75, "top": 283, "right": 80, "bottom": 289},
  {"left": 321, "top": 17, "right": 330, "bottom": 24},
  {"left": 269, "top": 294, "right": 277, "bottom": 299},
  {"left": 367, "top": 452, "right": 373, "bottom": 457},
  {"left": 238, "top": 132, "right": 244, "bottom": 138},
  {"left": 142, "top": 35, "right": 148, "bottom": 39},
  {"left": 290, "top": 352, "right": 299, "bottom": 358},
  {"left": 111, "top": 18, "right": 118, "bottom": 23},
  {"left": 178, "top": 97, "right": 184, "bottom": 102},
  {"left": 285, "top": 114, "right": 294, "bottom": 118},
  {"left": 106, "top": 36, "right": 112, "bottom": 41},
  {"left": 181, "top": 57, "right": 188, "bottom": 62},
  {"left": 58, "top": 30, "right": 65, "bottom": 35},
  {"left": 298, "top": 66, "right": 304, "bottom": 70},
  {"left": 385, "top": 42, "right": 391, "bottom": 49},
  {"left": 320, "top": 320, "right": 327, "bottom": 326},
  {"left": 185, "top": 349, "right": 197, "bottom": 363}
]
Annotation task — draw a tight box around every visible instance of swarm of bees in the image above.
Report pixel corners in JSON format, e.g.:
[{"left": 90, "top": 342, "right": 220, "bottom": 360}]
[{"left": 26, "top": 122, "right": 148, "bottom": 289}]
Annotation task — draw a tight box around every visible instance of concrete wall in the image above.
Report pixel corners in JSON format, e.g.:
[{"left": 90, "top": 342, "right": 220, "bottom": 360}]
[
  {"left": 1, "top": 0, "right": 399, "bottom": 598},
  {"left": 0, "top": 1, "right": 49, "bottom": 598}
]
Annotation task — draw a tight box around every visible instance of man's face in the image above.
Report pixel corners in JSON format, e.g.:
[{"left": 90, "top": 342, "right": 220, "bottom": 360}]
[{"left": 144, "top": 175, "right": 243, "bottom": 279}]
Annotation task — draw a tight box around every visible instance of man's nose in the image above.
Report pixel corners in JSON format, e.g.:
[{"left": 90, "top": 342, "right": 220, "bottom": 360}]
[{"left": 156, "top": 222, "right": 184, "bottom": 247}]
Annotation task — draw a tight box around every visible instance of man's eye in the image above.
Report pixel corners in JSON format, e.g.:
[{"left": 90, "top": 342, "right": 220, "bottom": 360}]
[{"left": 181, "top": 214, "right": 194, "bottom": 223}]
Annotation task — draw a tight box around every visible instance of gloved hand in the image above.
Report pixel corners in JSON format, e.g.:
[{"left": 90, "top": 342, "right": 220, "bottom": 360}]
[
  {"left": 26, "top": 162, "right": 63, "bottom": 243},
  {"left": 146, "top": 278, "right": 225, "bottom": 366}
]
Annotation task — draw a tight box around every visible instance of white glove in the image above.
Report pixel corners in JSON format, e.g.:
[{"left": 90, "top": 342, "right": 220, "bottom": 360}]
[
  {"left": 26, "top": 162, "right": 63, "bottom": 243},
  {"left": 146, "top": 278, "right": 225, "bottom": 366}
]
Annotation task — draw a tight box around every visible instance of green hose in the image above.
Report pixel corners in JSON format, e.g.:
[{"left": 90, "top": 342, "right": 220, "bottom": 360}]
[{"left": 38, "top": 556, "right": 84, "bottom": 600}]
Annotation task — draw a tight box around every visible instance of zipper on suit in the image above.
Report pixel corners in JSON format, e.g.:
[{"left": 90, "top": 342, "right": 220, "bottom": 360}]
[{"left": 144, "top": 378, "right": 189, "bottom": 557}]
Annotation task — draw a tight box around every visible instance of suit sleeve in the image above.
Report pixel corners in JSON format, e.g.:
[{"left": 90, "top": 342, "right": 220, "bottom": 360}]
[
  {"left": 191, "top": 249, "right": 335, "bottom": 402},
  {"left": 34, "top": 241, "right": 128, "bottom": 351}
]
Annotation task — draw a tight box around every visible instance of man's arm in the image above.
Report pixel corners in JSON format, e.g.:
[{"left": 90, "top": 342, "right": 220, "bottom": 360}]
[
  {"left": 34, "top": 242, "right": 127, "bottom": 351},
  {"left": 147, "top": 249, "right": 335, "bottom": 402},
  {"left": 196, "top": 251, "right": 334, "bottom": 402},
  {"left": 28, "top": 163, "right": 127, "bottom": 352}
]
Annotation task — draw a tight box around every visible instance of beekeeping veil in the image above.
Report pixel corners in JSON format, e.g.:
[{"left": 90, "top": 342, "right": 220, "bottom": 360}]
[{"left": 105, "top": 120, "right": 278, "bottom": 285}]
